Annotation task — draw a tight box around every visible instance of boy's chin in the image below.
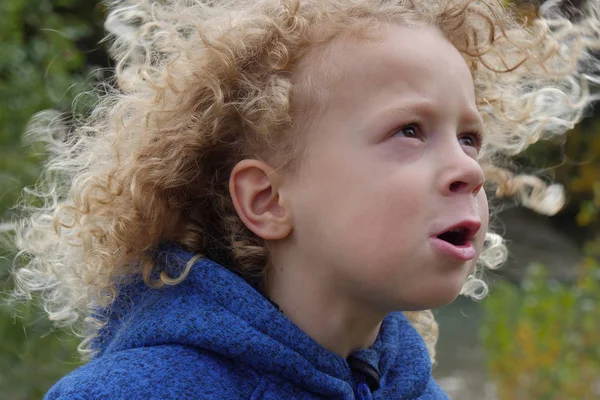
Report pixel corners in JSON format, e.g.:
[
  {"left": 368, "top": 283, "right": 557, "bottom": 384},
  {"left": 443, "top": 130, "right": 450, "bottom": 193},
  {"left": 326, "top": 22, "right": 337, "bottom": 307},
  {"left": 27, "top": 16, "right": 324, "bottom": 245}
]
[{"left": 396, "top": 287, "right": 463, "bottom": 312}]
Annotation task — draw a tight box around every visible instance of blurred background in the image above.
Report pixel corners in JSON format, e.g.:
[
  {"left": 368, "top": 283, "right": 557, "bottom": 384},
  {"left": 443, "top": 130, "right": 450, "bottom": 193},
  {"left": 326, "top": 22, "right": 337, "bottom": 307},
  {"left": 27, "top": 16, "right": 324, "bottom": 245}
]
[{"left": 0, "top": 1, "right": 598, "bottom": 399}]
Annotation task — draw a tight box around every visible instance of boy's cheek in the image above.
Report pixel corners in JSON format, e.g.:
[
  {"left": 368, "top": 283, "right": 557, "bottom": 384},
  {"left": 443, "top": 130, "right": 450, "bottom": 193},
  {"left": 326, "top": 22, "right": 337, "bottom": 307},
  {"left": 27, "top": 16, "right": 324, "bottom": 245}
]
[
  {"left": 476, "top": 190, "right": 490, "bottom": 224},
  {"left": 475, "top": 191, "right": 490, "bottom": 252}
]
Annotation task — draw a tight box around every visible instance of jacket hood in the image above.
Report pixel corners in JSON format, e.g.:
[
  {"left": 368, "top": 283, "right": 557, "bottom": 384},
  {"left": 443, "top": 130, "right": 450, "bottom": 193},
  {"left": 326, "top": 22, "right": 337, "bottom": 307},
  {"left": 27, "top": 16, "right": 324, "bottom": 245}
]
[{"left": 92, "top": 245, "right": 444, "bottom": 398}]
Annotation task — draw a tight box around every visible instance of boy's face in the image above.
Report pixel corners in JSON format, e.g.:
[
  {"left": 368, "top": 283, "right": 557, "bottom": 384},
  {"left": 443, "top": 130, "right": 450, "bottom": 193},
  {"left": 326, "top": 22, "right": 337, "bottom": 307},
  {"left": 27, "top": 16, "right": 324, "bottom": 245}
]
[{"left": 280, "top": 24, "right": 489, "bottom": 311}]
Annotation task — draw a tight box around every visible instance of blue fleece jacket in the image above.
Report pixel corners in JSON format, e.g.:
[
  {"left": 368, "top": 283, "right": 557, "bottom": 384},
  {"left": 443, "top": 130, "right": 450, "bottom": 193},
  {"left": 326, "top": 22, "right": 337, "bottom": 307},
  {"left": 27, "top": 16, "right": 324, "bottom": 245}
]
[{"left": 45, "top": 246, "right": 449, "bottom": 399}]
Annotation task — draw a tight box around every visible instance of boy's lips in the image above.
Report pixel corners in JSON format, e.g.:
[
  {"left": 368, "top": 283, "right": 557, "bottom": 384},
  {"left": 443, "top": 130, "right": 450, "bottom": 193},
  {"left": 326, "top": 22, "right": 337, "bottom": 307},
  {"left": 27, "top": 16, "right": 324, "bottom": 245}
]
[
  {"left": 429, "top": 219, "right": 481, "bottom": 261},
  {"left": 429, "top": 237, "right": 477, "bottom": 260}
]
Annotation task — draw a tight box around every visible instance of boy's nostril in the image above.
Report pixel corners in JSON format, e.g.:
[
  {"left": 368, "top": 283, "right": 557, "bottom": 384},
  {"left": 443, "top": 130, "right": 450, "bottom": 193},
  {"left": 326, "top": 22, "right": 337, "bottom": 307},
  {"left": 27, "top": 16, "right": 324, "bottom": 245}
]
[
  {"left": 450, "top": 181, "right": 482, "bottom": 194},
  {"left": 449, "top": 181, "right": 465, "bottom": 192}
]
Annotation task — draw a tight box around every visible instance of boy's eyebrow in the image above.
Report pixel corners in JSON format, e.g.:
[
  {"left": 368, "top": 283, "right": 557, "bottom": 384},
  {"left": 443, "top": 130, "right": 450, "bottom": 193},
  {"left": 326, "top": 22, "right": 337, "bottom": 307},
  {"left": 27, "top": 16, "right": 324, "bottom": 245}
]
[
  {"left": 459, "top": 108, "right": 485, "bottom": 130},
  {"left": 372, "top": 99, "right": 485, "bottom": 129}
]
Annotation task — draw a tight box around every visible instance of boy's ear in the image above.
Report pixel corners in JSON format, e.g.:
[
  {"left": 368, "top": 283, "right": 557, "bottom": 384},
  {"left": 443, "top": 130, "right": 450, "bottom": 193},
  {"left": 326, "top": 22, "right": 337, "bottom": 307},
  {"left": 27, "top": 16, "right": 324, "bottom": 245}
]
[{"left": 229, "top": 159, "right": 293, "bottom": 240}]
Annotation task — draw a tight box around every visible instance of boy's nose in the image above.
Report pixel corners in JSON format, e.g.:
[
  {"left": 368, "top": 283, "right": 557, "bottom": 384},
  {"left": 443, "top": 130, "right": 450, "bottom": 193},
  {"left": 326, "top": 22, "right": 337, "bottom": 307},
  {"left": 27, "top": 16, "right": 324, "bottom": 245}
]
[
  {"left": 448, "top": 180, "right": 483, "bottom": 195},
  {"left": 438, "top": 149, "right": 484, "bottom": 197}
]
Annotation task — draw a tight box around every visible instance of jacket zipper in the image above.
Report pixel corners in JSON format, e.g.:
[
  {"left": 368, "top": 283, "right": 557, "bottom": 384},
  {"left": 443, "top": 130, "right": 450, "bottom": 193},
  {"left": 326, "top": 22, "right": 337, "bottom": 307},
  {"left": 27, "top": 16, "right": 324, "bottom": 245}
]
[{"left": 347, "top": 364, "right": 374, "bottom": 400}]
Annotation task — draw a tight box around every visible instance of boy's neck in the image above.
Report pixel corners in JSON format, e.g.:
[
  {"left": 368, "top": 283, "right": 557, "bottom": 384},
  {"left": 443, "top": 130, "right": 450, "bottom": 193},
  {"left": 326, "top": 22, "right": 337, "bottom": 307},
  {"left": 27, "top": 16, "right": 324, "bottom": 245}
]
[{"left": 264, "top": 257, "right": 384, "bottom": 358}]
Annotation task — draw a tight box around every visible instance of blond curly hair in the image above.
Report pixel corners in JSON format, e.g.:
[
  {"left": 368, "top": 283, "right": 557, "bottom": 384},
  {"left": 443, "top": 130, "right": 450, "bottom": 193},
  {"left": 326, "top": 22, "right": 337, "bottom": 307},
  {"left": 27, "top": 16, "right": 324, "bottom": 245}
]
[{"left": 10, "top": 0, "right": 600, "bottom": 361}]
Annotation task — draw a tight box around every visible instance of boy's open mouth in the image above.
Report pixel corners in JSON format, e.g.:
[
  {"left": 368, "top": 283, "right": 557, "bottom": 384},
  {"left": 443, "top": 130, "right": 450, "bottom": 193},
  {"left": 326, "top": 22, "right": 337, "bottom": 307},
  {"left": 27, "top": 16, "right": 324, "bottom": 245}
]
[
  {"left": 437, "top": 227, "right": 469, "bottom": 247},
  {"left": 434, "top": 220, "right": 481, "bottom": 247},
  {"left": 431, "top": 221, "right": 480, "bottom": 261}
]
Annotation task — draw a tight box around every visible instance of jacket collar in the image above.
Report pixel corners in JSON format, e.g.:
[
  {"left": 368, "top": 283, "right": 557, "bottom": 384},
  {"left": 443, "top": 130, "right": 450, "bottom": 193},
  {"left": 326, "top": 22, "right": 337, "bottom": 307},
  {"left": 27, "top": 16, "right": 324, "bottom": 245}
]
[{"left": 93, "top": 245, "right": 435, "bottom": 398}]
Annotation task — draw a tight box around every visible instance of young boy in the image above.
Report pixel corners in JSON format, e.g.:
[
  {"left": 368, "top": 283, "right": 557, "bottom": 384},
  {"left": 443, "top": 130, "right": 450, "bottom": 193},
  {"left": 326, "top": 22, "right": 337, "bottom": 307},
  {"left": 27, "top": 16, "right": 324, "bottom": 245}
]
[{"left": 10, "top": 0, "right": 600, "bottom": 398}]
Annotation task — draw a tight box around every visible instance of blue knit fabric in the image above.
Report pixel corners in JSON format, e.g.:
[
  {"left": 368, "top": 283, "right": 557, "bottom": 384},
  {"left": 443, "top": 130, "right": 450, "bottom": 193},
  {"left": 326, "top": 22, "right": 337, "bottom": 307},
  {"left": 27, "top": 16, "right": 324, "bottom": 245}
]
[{"left": 45, "top": 246, "right": 450, "bottom": 399}]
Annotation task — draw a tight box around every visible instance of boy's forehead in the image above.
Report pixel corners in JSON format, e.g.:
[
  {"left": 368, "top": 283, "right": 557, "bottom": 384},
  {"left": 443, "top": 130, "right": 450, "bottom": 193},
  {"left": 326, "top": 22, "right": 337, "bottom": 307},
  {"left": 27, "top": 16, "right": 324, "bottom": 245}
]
[{"left": 292, "top": 23, "right": 476, "bottom": 116}]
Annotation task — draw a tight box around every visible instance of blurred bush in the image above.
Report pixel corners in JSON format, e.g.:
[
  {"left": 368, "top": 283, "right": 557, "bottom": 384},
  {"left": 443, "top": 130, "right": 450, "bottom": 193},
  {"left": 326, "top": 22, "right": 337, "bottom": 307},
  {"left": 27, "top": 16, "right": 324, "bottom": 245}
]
[
  {"left": 0, "top": 0, "right": 104, "bottom": 218},
  {"left": 0, "top": 302, "right": 81, "bottom": 399},
  {"left": 481, "top": 256, "right": 600, "bottom": 400},
  {"left": 0, "top": 0, "right": 104, "bottom": 397}
]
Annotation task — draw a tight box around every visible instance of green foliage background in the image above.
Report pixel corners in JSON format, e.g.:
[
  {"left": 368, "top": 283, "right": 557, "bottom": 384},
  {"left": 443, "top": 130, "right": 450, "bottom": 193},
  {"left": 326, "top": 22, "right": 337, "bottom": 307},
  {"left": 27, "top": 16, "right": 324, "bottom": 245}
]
[
  {"left": 482, "top": 259, "right": 600, "bottom": 400},
  {"left": 0, "top": 1, "right": 105, "bottom": 398},
  {"left": 0, "top": 0, "right": 598, "bottom": 398}
]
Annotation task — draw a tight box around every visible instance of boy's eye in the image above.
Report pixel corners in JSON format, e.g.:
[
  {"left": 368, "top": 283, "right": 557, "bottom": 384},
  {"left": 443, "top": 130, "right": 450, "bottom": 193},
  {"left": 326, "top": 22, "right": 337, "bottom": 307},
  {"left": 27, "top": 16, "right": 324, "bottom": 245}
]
[
  {"left": 458, "top": 132, "right": 483, "bottom": 150},
  {"left": 392, "top": 124, "right": 421, "bottom": 139}
]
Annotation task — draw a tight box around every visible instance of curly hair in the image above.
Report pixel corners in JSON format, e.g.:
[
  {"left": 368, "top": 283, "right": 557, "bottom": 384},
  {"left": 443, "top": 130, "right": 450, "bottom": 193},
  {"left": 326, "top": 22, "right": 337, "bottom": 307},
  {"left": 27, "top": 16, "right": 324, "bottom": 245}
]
[{"left": 9, "top": 0, "right": 600, "bottom": 360}]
